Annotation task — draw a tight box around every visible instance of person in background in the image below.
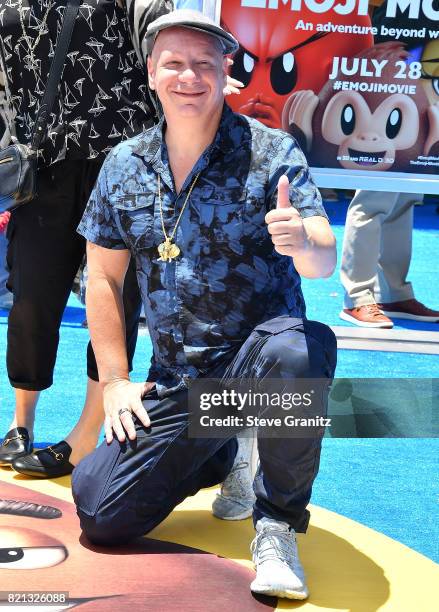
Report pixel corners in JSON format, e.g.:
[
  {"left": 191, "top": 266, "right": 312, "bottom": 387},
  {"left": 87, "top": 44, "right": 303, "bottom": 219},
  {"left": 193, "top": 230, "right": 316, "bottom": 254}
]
[
  {"left": 340, "top": 190, "right": 439, "bottom": 328},
  {"left": 0, "top": 0, "right": 172, "bottom": 476}
]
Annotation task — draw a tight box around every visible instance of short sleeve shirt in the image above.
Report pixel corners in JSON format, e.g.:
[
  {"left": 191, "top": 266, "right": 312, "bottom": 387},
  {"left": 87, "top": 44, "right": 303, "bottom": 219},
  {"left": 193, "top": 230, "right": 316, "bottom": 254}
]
[{"left": 78, "top": 104, "right": 328, "bottom": 396}]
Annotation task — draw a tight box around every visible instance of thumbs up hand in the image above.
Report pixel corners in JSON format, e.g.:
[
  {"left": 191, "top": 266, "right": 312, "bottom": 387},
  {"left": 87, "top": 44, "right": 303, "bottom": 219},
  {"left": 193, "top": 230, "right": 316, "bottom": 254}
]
[{"left": 265, "top": 175, "right": 308, "bottom": 258}]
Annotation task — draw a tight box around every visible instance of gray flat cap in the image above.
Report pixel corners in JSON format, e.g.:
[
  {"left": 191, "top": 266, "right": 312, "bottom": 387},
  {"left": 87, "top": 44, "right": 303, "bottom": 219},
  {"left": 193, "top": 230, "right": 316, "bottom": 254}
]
[{"left": 145, "top": 9, "right": 239, "bottom": 56}]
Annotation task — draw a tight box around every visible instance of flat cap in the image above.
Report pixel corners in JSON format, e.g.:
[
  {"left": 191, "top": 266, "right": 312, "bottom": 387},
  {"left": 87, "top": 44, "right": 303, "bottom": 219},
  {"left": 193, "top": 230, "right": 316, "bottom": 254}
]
[{"left": 145, "top": 9, "right": 239, "bottom": 56}]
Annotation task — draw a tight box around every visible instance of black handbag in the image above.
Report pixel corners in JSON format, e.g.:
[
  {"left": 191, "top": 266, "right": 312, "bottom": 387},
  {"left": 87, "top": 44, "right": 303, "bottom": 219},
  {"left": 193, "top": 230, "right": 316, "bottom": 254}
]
[{"left": 0, "top": 0, "right": 81, "bottom": 212}]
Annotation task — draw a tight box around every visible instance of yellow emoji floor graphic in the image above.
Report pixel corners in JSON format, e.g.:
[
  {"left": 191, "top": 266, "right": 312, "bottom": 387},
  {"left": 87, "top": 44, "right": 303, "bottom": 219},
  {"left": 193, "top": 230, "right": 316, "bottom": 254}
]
[{"left": 1, "top": 469, "right": 437, "bottom": 612}]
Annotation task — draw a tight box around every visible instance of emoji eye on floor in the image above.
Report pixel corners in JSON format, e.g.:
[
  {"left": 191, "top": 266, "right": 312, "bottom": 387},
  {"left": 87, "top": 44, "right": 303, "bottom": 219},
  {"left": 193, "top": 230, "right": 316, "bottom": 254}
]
[{"left": 0, "top": 546, "right": 67, "bottom": 569}]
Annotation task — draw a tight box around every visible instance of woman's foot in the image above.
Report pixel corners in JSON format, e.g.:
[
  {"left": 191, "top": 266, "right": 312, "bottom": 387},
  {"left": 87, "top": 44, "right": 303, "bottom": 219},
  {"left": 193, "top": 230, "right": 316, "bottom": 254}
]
[
  {"left": 0, "top": 427, "right": 33, "bottom": 467},
  {"left": 12, "top": 441, "right": 75, "bottom": 478},
  {"left": 10, "top": 379, "right": 102, "bottom": 478},
  {"left": 11, "top": 433, "right": 99, "bottom": 478}
]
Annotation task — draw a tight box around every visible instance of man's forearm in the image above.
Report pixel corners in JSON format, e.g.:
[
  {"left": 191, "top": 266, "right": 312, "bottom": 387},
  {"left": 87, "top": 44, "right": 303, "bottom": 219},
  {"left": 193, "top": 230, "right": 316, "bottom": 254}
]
[
  {"left": 293, "top": 242, "right": 336, "bottom": 279},
  {"left": 293, "top": 218, "right": 337, "bottom": 279},
  {"left": 87, "top": 276, "right": 129, "bottom": 384}
]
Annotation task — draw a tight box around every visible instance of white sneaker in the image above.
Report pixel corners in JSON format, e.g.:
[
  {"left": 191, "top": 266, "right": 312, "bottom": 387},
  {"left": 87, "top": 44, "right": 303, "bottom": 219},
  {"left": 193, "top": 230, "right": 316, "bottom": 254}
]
[
  {"left": 250, "top": 517, "right": 309, "bottom": 600},
  {"left": 212, "top": 436, "right": 256, "bottom": 521}
]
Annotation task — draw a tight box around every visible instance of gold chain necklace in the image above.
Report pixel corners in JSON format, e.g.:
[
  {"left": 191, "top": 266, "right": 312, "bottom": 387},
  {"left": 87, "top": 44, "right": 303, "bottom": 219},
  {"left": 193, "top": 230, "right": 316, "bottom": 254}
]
[
  {"left": 157, "top": 173, "right": 200, "bottom": 262},
  {"left": 18, "top": 0, "right": 54, "bottom": 69}
]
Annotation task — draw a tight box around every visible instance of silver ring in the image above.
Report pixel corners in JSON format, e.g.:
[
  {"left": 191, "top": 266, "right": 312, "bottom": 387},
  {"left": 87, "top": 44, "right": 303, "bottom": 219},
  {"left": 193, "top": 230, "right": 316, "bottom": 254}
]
[{"left": 118, "top": 407, "right": 131, "bottom": 417}]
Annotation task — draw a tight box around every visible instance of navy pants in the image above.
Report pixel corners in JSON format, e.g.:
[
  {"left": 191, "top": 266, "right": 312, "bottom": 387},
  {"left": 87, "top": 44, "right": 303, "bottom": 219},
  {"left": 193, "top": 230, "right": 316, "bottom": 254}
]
[{"left": 72, "top": 317, "right": 337, "bottom": 545}]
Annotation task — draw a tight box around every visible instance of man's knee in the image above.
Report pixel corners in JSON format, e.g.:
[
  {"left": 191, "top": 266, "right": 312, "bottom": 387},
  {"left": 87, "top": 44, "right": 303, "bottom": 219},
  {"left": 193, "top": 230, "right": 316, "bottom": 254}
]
[
  {"left": 305, "top": 320, "right": 337, "bottom": 377},
  {"left": 76, "top": 510, "right": 125, "bottom": 546},
  {"left": 257, "top": 317, "right": 336, "bottom": 378},
  {"left": 72, "top": 453, "right": 164, "bottom": 546},
  {"left": 73, "top": 468, "right": 123, "bottom": 545},
  {"left": 72, "top": 449, "right": 140, "bottom": 546},
  {"left": 74, "top": 481, "right": 155, "bottom": 546},
  {"left": 256, "top": 317, "right": 307, "bottom": 374},
  {"left": 76, "top": 505, "right": 153, "bottom": 546}
]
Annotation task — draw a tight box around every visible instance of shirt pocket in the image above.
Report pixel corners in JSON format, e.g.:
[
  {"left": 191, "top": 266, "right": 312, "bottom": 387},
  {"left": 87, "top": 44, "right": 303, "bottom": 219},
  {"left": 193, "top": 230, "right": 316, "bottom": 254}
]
[
  {"left": 243, "top": 185, "right": 270, "bottom": 246},
  {"left": 112, "top": 193, "right": 156, "bottom": 252},
  {"left": 198, "top": 186, "right": 246, "bottom": 256}
]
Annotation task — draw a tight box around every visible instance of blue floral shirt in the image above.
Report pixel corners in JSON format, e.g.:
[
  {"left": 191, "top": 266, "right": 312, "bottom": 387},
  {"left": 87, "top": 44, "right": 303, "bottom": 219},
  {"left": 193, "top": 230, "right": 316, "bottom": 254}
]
[{"left": 78, "top": 104, "right": 328, "bottom": 396}]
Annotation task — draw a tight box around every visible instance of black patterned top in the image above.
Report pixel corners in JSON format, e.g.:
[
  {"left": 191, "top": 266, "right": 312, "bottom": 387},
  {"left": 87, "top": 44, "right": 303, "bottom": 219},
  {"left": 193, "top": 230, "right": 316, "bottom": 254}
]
[{"left": 0, "top": 0, "right": 173, "bottom": 166}]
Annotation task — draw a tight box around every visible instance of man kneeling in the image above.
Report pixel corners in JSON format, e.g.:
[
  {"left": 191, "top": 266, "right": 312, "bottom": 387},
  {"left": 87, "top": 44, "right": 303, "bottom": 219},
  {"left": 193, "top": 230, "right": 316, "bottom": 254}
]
[{"left": 73, "top": 9, "right": 337, "bottom": 600}]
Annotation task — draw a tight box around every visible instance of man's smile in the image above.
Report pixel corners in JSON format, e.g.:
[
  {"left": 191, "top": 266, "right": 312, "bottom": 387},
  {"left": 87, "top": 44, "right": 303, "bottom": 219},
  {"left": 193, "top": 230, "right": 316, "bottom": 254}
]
[{"left": 172, "top": 90, "right": 206, "bottom": 97}]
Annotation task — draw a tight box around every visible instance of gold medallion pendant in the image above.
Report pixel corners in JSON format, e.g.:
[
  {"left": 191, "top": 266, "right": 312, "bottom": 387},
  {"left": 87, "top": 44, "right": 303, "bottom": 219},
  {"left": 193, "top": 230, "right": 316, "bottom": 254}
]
[
  {"left": 158, "top": 238, "right": 181, "bottom": 262},
  {"left": 157, "top": 172, "right": 200, "bottom": 263}
]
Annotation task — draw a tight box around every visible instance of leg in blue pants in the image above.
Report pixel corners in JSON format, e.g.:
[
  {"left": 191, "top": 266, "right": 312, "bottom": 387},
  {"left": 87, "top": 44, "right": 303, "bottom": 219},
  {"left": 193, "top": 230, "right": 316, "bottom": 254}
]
[{"left": 72, "top": 316, "right": 336, "bottom": 545}]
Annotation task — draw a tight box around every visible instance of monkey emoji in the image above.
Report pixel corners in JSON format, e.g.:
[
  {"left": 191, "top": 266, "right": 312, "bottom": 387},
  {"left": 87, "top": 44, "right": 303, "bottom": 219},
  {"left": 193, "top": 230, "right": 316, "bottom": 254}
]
[
  {"left": 282, "top": 44, "right": 439, "bottom": 172},
  {"left": 420, "top": 40, "right": 439, "bottom": 156}
]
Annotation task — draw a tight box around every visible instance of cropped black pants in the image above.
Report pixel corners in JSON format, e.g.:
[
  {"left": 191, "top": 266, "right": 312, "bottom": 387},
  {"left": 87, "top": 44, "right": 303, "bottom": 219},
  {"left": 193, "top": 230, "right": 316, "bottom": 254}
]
[{"left": 6, "top": 159, "right": 141, "bottom": 391}]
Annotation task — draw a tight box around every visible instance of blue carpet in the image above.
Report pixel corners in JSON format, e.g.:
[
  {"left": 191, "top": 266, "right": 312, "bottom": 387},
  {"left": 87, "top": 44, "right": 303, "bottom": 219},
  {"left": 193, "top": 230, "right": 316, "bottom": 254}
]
[
  {"left": 313, "top": 438, "right": 439, "bottom": 563},
  {"left": 0, "top": 200, "right": 438, "bottom": 562}
]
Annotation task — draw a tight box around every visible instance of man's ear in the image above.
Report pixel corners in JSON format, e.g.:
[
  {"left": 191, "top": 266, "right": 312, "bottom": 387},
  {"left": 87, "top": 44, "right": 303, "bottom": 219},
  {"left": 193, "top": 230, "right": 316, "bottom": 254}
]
[{"left": 147, "top": 56, "right": 155, "bottom": 90}]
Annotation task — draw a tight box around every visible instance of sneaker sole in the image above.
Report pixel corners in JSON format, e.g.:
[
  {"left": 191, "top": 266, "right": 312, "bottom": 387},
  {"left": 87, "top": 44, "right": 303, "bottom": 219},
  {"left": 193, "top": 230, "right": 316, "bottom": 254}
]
[
  {"left": 212, "top": 507, "right": 253, "bottom": 521},
  {"left": 380, "top": 310, "right": 439, "bottom": 322},
  {"left": 339, "top": 311, "right": 393, "bottom": 328},
  {"left": 250, "top": 583, "right": 308, "bottom": 600}
]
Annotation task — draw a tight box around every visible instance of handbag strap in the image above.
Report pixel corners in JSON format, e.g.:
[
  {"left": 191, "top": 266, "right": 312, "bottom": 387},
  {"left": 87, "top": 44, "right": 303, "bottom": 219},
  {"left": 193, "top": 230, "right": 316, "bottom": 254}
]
[{"left": 31, "top": 0, "right": 82, "bottom": 151}]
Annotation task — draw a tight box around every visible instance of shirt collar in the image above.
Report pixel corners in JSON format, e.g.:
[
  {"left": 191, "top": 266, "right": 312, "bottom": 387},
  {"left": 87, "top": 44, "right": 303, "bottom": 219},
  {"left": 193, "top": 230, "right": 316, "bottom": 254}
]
[
  {"left": 132, "top": 102, "right": 237, "bottom": 164},
  {"left": 132, "top": 117, "right": 164, "bottom": 164}
]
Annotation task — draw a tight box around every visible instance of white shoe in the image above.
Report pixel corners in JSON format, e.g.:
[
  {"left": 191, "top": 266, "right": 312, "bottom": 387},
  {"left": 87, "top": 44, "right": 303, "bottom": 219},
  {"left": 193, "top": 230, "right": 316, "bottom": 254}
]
[
  {"left": 250, "top": 517, "right": 309, "bottom": 600},
  {"left": 212, "top": 436, "right": 256, "bottom": 521}
]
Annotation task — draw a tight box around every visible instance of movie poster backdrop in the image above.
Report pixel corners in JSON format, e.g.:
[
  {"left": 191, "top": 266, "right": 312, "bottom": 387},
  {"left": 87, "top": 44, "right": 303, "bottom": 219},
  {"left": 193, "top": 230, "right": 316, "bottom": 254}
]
[{"left": 216, "top": 0, "right": 439, "bottom": 193}]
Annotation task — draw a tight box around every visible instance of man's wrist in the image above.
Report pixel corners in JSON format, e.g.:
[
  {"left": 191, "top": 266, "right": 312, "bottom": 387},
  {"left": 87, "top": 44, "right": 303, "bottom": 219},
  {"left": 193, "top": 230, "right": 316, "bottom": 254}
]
[{"left": 101, "top": 374, "right": 130, "bottom": 387}]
